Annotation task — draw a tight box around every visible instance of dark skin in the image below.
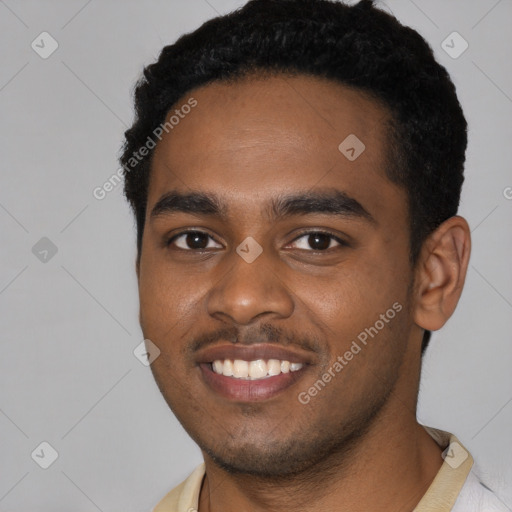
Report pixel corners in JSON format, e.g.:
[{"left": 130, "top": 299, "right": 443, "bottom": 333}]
[{"left": 136, "top": 74, "right": 471, "bottom": 512}]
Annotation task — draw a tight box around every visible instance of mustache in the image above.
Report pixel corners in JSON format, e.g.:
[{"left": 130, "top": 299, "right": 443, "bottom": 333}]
[{"left": 188, "top": 323, "right": 321, "bottom": 355}]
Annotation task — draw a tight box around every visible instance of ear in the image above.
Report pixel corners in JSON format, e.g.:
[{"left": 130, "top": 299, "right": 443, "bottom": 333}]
[{"left": 413, "top": 216, "right": 471, "bottom": 332}]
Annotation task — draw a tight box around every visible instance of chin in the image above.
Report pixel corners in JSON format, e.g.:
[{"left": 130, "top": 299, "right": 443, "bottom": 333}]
[
  {"left": 203, "top": 442, "right": 319, "bottom": 477},
  {"left": 197, "top": 422, "right": 362, "bottom": 479}
]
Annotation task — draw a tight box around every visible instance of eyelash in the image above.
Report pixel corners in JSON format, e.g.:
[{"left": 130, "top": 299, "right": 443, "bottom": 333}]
[{"left": 166, "top": 229, "right": 349, "bottom": 252}]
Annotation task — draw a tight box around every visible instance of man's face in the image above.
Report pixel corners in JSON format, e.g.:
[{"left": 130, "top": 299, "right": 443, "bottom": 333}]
[{"left": 137, "top": 74, "right": 417, "bottom": 476}]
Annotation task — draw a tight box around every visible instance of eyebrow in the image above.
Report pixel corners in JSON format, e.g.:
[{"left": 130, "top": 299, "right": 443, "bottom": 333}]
[{"left": 150, "top": 189, "right": 376, "bottom": 225}]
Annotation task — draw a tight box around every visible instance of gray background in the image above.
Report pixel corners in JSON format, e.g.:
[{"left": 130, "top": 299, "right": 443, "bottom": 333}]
[{"left": 0, "top": 0, "right": 511, "bottom": 510}]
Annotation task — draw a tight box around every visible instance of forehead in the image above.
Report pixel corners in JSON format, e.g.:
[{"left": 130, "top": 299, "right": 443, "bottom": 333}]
[{"left": 148, "top": 74, "right": 403, "bottom": 219}]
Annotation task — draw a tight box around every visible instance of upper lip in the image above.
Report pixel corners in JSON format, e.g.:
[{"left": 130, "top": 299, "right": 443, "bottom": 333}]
[{"left": 195, "top": 343, "right": 316, "bottom": 365}]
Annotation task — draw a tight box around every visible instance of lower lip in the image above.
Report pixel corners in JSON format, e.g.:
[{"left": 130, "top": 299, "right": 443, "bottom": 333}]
[{"left": 199, "top": 363, "right": 307, "bottom": 402}]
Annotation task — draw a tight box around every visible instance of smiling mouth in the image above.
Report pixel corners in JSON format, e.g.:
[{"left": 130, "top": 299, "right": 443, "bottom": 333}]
[
  {"left": 200, "top": 358, "right": 308, "bottom": 402},
  {"left": 196, "top": 343, "right": 313, "bottom": 401},
  {"left": 210, "top": 358, "right": 304, "bottom": 380}
]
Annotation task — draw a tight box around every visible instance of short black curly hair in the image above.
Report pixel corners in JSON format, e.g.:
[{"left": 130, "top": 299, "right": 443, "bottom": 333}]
[{"left": 120, "top": 0, "right": 467, "bottom": 354}]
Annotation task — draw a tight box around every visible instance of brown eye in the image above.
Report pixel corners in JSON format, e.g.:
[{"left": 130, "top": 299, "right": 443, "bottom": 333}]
[
  {"left": 307, "top": 233, "right": 332, "bottom": 250},
  {"left": 288, "top": 231, "right": 347, "bottom": 251},
  {"left": 167, "top": 231, "right": 222, "bottom": 251}
]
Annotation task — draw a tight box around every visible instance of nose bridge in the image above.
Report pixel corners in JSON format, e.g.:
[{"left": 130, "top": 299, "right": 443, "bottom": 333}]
[{"left": 206, "top": 244, "right": 294, "bottom": 325}]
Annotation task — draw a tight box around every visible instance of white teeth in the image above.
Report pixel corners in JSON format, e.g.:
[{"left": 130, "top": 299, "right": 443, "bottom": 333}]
[
  {"left": 211, "top": 358, "right": 304, "bottom": 379},
  {"left": 249, "top": 359, "right": 268, "bottom": 379},
  {"left": 267, "top": 359, "right": 281, "bottom": 376},
  {"left": 222, "top": 359, "right": 234, "bottom": 377},
  {"left": 233, "top": 359, "right": 249, "bottom": 378},
  {"left": 213, "top": 360, "right": 223, "bottom": 374}
]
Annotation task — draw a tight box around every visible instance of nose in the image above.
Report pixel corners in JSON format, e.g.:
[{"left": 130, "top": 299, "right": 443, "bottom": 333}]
[{"left": 206, "top": 247, "right": 294, "bottom": 326}]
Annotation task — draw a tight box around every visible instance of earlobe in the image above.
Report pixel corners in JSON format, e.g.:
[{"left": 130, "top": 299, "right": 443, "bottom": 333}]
[{"left": 413, "top": 216, "right": 471, "bottom": 332}]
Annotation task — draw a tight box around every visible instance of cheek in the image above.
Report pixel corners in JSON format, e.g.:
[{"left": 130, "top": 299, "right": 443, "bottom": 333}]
[
  {"left": 138, "top": 255, "right": 221, "bottom": 370},
  {"left": 296, "top": 263, "right": 411, "bottom": 383},
  {"left": 138, "top": 256, "right": 194, "bottom": 340},
  {"left": 295, "top": 267, "right": 410, "bottom": 402},
  {"left": 299, "top": 255, "right": 406, "bottom": 331}
]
